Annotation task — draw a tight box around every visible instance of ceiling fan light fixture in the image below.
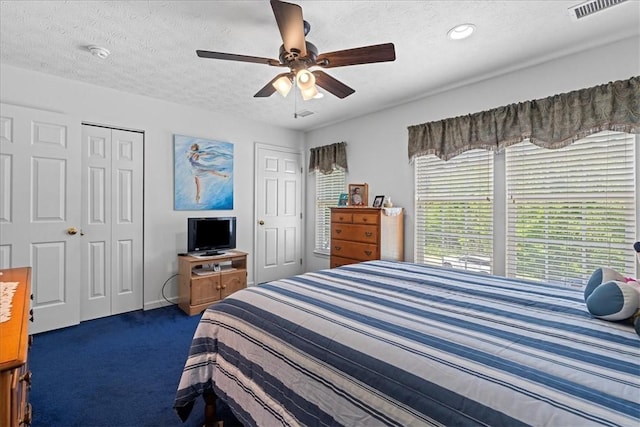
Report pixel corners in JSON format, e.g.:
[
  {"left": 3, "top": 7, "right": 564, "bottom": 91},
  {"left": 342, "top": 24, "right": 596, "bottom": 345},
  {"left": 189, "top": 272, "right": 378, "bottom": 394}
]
[
  {"left": 296, "top": 69, "right": 315, "bottom": 90},
  {"left": 273, "top": 75, "right": 293, "bottom": 97},
  {"left": 447, "top": 23, "right": 476, "bottom": 40},
  {"left": 301, "top": 85, "right": 318, "bottom": 101}
]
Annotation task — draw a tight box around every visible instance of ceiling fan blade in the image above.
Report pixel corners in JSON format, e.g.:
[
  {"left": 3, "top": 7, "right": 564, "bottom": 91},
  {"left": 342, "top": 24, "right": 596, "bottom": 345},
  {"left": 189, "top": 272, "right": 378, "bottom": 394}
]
[
  {"left": 196, "top": 50, "right": 282, "bottom": 66},
  {"left": 316, "top": 43, "right": 396, "bottom": 68},
  {"left": 270, "top": 0, "right": 307, "bottom": 57},
  {"left": 312, "top": 70, "right": 355, "bottom": 99},
  {"left": 254, "top": 72, "right": 292, "bottom": 98}
]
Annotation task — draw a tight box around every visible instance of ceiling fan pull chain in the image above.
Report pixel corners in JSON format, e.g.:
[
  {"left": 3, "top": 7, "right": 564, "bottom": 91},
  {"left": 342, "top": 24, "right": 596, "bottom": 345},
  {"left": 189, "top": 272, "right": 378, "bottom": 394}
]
[{"left": 293, "top": 79, "right": 298, "bottom": 118}]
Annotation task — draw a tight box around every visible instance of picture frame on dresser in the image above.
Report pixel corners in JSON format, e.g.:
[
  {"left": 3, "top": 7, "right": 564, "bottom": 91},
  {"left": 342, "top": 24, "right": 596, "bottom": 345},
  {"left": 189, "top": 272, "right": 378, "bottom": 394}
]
[
  {"left": 372, "top": 195, "right": 385, "bottom": 208},
  {"left": 348, "top": 183, "right": 368, "bottom": 206}
]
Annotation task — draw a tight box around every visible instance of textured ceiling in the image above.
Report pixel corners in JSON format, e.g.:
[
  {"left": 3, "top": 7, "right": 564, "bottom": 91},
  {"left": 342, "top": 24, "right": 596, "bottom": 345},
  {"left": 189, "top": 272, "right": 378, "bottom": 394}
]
[{"left": 1, "top": 0, "right": 639, "bottom": 131}]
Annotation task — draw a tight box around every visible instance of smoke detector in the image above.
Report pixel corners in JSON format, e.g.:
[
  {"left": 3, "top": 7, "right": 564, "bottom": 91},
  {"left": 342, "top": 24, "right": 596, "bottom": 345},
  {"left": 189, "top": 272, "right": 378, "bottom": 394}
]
[
  {"left": 88, "top": 45, "right": 110, "bottom": 59},
  {"left": 568, "top": 0, "right": 628, "bottom": 21}
]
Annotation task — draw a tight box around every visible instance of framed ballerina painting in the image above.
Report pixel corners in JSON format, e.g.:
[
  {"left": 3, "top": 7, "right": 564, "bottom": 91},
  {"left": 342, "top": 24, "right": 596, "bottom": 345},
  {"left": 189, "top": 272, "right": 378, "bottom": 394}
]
[{"left": 174, "top": 134, "right": 234, "bottom": 210}]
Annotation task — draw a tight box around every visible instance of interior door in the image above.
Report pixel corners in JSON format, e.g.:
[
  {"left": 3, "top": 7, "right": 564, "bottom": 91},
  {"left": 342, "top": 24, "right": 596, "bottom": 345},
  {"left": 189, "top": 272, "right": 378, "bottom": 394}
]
[
  {"left": 0, "top": 103, "right": 81, "bottom": 334},
  {"left": 81, "top": 125, "right": 143, "bottom": 321},
  {"left": 255, "top": 144, "right": 303, "bottom": 284}
]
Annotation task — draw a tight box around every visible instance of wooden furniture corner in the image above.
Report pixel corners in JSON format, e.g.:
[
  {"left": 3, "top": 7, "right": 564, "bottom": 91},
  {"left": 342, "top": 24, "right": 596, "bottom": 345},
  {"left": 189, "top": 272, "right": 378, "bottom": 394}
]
[{"left": 0, "top": 267, "right": 33, "bottom": 427}]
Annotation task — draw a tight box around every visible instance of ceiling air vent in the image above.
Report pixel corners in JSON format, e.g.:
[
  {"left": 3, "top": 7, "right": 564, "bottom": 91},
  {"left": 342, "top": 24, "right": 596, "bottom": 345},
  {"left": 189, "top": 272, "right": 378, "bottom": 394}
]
[
  {"left": 568, "top": 0, "right": 628, "bottom": 21},
  {"left": 294, "top": 110, "right": 314, "bottom": 118}
]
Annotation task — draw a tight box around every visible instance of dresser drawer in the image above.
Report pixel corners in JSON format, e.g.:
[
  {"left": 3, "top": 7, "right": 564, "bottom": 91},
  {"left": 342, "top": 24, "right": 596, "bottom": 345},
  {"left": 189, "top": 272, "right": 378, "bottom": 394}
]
[
  {"left": 331, "top": 223, "right": 378, "bottom": 244},
  {"left": 353, "top": 212, "right": 379, "bottom": 225},
  {"left": 330, "top": 255, "right": 359, "bottom": 268},
  {"left": 331, "top": 211, "right": 353, "bottom": 223},
  {"left": 331, "top": 239, "right": 379, "bottom": 261}
]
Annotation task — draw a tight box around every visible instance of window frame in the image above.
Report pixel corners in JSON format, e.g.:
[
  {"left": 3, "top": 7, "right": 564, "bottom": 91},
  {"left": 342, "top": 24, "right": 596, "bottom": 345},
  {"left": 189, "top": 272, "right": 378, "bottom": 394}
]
[
  {"left": 314, "top": 169, "right": 346, "bottom": 255},
  {"left": 414, "top": 131, "right": 639, "bottom": 283},
  {"left": 414, "top": 149, "right": 494, "bottom": 274}
]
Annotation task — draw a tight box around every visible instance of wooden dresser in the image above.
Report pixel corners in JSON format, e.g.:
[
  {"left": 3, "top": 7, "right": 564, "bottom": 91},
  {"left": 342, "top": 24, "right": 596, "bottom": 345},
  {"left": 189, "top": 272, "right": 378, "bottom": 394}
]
[
  {"left": 0, "top": 267, "right": 32, "bottom": 427},
  {"left": 330, "top": 207, "right": 404, "bottom": 268}
]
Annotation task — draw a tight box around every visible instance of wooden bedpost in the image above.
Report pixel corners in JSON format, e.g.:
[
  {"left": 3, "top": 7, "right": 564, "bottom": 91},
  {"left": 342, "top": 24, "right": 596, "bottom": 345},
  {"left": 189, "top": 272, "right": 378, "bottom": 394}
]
[{"left": 202, "top": 391, "right": 219, "bottom": 427}]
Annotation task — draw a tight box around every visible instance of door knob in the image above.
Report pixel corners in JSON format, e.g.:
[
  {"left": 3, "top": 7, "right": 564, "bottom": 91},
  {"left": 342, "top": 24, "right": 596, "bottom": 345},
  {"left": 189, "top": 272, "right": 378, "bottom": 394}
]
[
  {"left": 258, "top": 220, "right": 265, "bottom": 225},
  {"left": 67, "top": 227, "right": 78, "bottom": 235}
]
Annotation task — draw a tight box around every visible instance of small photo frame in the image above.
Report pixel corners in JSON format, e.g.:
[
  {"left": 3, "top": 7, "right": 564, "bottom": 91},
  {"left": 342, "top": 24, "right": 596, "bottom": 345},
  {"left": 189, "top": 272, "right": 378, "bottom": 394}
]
[
  {"left": 372, "top": 195, "right": 385, "bottom": 208},
  {"left": 348, "top": 183, "right": 368, "bottom": 206},
  {"left": 338, "top": 193, "right": 349, "bottom": 206}
]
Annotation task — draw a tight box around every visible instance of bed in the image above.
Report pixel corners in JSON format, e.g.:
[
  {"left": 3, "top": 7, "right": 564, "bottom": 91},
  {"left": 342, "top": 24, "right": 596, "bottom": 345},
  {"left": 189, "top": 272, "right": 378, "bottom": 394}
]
[{"left": 174, "top": 260, "right": 640, "bottom": 426}]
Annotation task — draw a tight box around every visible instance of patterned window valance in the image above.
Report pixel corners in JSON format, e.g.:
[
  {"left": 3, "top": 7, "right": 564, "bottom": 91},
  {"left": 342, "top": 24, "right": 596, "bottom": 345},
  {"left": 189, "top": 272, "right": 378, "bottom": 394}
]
[
  {"left": 309, "top": 141, "right": 348, "bottom": 174},
  {"left": 408, "top": 76, "right": 640, "bottom": 161}
]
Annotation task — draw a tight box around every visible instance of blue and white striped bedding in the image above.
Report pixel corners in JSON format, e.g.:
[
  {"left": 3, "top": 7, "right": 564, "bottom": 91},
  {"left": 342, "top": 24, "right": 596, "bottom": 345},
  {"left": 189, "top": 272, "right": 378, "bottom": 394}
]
[{"left": 174, "top": 260, "right": 640, "bottom": 426}]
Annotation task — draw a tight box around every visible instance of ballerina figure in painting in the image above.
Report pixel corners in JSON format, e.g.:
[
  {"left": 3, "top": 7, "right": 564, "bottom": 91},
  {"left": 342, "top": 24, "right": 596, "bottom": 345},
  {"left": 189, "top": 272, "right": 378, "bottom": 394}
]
[{"left": 187, "top": 143, "right": 230, "bottom": 203}]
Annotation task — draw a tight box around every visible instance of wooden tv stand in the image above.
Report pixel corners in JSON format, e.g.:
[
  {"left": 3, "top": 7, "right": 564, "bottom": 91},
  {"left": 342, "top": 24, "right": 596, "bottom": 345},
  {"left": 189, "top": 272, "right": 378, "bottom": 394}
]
[{"left": 177, "top": 250, "right": 248, "bottom": 316}]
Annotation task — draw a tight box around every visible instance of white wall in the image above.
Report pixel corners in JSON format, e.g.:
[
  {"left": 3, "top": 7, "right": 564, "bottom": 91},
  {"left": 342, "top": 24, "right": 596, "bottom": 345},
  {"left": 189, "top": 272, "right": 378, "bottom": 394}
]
[
  {"left": 0, "top": 65, "right": 304, "bottom": 309},
  {"left": 2, "top": 35, "right": 638, "bottom": 309},
  {"left": 304, "top": 36, "right": 640, "bottom": 272}
]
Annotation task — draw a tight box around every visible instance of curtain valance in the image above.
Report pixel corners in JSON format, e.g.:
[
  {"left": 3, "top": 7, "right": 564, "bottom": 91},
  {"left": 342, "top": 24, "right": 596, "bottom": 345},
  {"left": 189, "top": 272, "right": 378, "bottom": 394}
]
[
  {"left": 408, "top": 76, "right": 640, "bottom": 161},
  {"left": 309, "top": 141, "right": 348, "bottom": 174}
]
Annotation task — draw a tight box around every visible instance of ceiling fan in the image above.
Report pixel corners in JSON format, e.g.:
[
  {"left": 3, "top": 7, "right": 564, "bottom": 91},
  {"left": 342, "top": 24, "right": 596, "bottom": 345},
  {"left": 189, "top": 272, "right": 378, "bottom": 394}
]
[{"left": 196, "top": 0, "right": 396, "bottom": 100}]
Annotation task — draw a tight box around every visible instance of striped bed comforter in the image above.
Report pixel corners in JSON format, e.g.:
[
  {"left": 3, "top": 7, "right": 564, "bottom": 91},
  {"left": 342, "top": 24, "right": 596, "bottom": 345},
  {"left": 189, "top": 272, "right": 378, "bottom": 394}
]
[{"left": 174, "top": 260, "right": 640, "bottom": 426}]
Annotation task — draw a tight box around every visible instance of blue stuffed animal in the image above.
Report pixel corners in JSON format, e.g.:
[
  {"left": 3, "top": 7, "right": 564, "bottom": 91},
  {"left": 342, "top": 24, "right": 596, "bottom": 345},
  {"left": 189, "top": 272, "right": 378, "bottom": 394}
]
[{"left": 584, "top": 242, "right": 640, "bottom": 336}]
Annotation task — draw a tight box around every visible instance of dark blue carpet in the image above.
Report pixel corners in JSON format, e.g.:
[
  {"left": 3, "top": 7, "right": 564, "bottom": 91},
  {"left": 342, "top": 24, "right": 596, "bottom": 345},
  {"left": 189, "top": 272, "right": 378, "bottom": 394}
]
[{"left": 29, "top": 305, "right": 241, "bottom": 427}]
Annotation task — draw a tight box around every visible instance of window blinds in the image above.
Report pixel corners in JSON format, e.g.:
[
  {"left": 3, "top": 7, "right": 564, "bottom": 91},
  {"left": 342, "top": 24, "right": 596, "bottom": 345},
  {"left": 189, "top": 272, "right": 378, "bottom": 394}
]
[
  {"left": 505, "top": 131, "right": 637, "bottom": 286},
  {"left": 414, "top": 150, "right": 494, "bottom": 272},
  {"left": 315, "top": 170, "right": 345, "bottom": 254}
]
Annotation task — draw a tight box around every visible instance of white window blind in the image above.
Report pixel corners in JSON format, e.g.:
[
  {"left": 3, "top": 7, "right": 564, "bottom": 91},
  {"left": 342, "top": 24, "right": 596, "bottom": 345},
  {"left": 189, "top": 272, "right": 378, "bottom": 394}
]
[
  {"left": 505, "top": 131, "right": 637, "bottom": 286},
  {"left": 315, "top": 169, "right": 346, "bottom": 254},
  {"left": 414, "top": 150, "right": 494, "bottom": 273}
]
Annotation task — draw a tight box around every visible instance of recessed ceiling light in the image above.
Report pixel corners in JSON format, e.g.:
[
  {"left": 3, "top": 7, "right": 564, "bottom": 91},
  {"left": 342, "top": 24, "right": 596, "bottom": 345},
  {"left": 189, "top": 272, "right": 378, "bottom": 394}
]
[
  {"left": 88, "top": 45, "right": 110, "bottom": 59},
  {"left": 447, "top": 24, "right": 476, "bottom": 40}
]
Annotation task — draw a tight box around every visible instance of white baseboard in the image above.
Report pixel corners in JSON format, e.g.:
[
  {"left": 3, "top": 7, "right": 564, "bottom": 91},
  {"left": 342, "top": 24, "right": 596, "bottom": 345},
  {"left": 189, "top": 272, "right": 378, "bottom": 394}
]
[{"left": 144, "top": 297, "right": 179, "bottom": 311}]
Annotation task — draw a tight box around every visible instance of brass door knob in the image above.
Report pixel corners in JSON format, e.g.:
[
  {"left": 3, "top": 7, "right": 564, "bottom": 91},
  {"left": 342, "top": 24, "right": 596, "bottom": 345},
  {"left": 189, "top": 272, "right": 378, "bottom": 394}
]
[{"left": 67, "top": 227, "right": 78, "bottom": 235}]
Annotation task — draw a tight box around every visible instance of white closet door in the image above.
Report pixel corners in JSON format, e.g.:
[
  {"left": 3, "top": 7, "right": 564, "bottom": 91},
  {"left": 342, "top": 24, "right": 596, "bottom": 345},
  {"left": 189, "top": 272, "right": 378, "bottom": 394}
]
[
  {"left": 0, "top": 103, "right": 81, "bottom": 334},
  {"left": 81, "top": 125, "right": 143, "bottom": 321}
]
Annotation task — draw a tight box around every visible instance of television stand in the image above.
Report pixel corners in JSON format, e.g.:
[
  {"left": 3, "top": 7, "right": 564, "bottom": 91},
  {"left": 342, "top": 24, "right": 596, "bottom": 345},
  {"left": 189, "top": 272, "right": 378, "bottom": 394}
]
[{"left": 177, "top": 250, "right": 248, "bottom": 316}]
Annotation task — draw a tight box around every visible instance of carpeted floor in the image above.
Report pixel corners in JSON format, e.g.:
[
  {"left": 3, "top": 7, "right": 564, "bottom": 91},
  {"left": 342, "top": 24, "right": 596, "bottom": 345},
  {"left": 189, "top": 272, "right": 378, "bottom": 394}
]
[{"left": 28, "top": 304, "right": 240, "bottom": 427}]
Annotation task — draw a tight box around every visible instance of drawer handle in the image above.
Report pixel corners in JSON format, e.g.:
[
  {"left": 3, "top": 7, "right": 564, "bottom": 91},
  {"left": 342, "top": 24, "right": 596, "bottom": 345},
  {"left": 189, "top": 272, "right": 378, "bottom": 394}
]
[
  {"left": 334, "top": 246, "right": 342, "bottom": 251},
  {"left": 364, "top": 232, "right": 372, "bottom": 237},
  {"left": 339, "top": 216, "right": 345, "bottom": 221},
  {"left": 336, "top": 229, "right": 342, "bottom": 234},
  {"left": 362, "top": 218, "right": 368, "bottom": 222},
  {"left": 20, "top": 371, "right": 32, "bottom": 386},
  {"left": 216, "top": 285, "right": 221, "bottom": 290},
  {"left": 364, "top": 250, "right": 372, "bottom": 256}
]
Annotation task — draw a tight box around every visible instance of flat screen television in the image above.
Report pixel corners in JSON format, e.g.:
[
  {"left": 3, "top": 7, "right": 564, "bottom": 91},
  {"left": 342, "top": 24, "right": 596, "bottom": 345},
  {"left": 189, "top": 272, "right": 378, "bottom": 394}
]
[{"left": 187, "top": 217, "right": 236, "bottom": 256}]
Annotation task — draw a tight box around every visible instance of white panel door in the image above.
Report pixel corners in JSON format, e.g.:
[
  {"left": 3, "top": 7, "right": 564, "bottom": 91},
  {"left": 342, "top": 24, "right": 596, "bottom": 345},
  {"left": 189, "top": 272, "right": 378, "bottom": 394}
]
[
  {"left": 0, "top": 103, "right": 81, "bottom": 334},
  {"left": 255, "top": 144, "right": 303, "bottom": 284},
  {"left": 81, "top": 125, "right": 143, "bottom": 321}
]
